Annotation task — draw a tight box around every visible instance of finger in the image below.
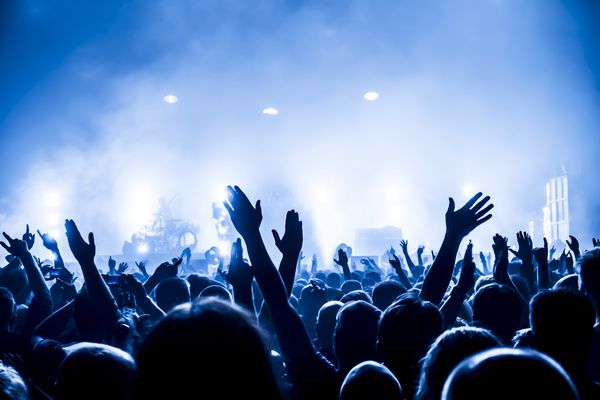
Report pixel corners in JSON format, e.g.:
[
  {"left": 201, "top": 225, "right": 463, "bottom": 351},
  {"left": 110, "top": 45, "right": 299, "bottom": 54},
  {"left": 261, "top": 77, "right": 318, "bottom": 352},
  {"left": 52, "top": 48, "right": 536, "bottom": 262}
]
[
  {"left": 223, "top": 201, "right": 234, "bottom": 216},
  {"left": 2, "top": 233, "right": 12, "bottom": 242},
  {"left": 173, "top": 257, "right": 183, "bottom": 268},
  {"left": 0, "top": 242, "right": 9, "bottom": 253},
  {"left": 88, "top": 232, "right": 95, "bottom": 247},
  {"left": 471, "top": 195, "right": 491, "bottom": 213},
  {"left": 508, "top": 249, "right": 518, "bottom": 257},
  {"left": 463, "top": 192, "right": 483, "bottom": 209},
  {"left": 473, "top": 213, "right": 493, "bottom": 228},
  {"left": 543, "top": 237, "right": 548, "bottom": 250},
  {"left": 37, "top": 229, "right": 43, "bottom": 238},
  {"left": 26, "top": 224, "right": 30, "bottom": 235},
  {"left": 255, "top": 200, "right": 262, "bottom": 217},
  {"left": 474, "top": 204, "right": 494, "bottom": 220},
  {"left": 447, "top": 197, "right": 455, "bottom": 214},
  {"left": 272, "top": 230, "right": 281, "bottom": 246}
]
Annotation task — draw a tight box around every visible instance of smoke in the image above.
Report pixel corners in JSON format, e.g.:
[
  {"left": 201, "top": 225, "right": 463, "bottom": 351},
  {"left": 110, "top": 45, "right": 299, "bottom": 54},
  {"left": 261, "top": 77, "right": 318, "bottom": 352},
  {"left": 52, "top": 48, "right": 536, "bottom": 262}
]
[{"left": 2, "top": 0, "right": 598, "bottom": 262}]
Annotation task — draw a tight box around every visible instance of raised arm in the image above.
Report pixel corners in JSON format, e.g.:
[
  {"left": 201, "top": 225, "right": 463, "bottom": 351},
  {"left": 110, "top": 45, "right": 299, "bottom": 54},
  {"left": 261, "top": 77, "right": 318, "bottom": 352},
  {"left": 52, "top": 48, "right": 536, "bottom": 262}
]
[
  {"left": 1, "top": 232, "right": 50, "bottom": 299},
  {"left": 566, "top": 235, "right": 581, "bottom": 260},
  {"left": 420, "top": 192, "right": 493, "bottom": 306},
  {"left": 37, "top": 230, "right": 66, "bottom": 271},
  {"left": 399, "top": 240, "right": 418, "bottom": 277},
  {"left": 271, "top": 210, "right": 303, "bottom": 297},
  {"left": 533, "top": 238, "right": 550, "bottom": 292},
  {"left": 440, "top": 242, "right": 476, "bottom": 327},
  {"left": 64, "top": 220, "right": 116, "bottom": 312},
  {"left": 223, "top": 186, "right": 335, "bottom": 397},
  {"left": 334, "top": 248, "right": 352, "bottom": 281},
  {"left": 508, "top": 231, "right": 535, "bottom": 293},
  {"left": 224, "top": 238, "right": 255, "bottom": 314},
  {"left": 389, "top": 252, "right": 412, "bottom": 289}
]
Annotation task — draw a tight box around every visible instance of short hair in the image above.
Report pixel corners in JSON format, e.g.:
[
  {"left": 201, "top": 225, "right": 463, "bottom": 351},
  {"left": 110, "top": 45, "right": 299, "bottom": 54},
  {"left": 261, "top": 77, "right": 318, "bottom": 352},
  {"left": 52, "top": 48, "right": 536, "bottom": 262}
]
[
  {"left": 340, "top": 361, "right": 402, "bottom": 400},
  {"left": 0, "top": 361, "right": 28, "bottom": 400},
  {"left": 441, "top": 348, "right": 579, "bottom": 400},
  {"left": 471, "top": 283, "right": 522, "bottom": 343},
  {"left": 341, "top": 280, "right": 362, "bottom": 294},
  {"left": 155, "top": 277, "right": 191, "bottom": 312},
  {"left": 372, "top": 281, "right": 406, "bottom": 311},
  {"left": 340, "top": 290, "right": 372, "bottom": 304},
  {"left": 334, "top": 301, "right": 381, "bottom": 370}
]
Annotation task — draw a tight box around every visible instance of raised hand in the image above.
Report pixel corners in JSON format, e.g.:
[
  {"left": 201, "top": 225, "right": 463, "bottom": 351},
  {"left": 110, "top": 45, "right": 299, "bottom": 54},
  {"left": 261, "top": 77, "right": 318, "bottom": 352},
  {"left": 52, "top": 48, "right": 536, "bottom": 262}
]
[
  {"left": 565, "top": 252, "right": 575, "bottom": 274},
  {"left": 135, "top": 261, "right": 149, "bottom": 277},
  {"left": 492, "top": 234, "right": 509, "bottom": 259},
  {"left": 180, "top": 247, "right": 192, "bottom": 264},
  {"left": 223, "top": 185, "right": 262, "bottom": 237},
  {"left": 334, "top": 248, "right": 349, "bottom": 268},
  {"left": 117, "top": 262, "right": 129, "bottom": 274},
  {"left": 225, "top": 238, "right": 254, "bottom": 288},
  {"left": 445, "top": 192, "right": 493, "bottom": 239},
  {"left": 272, "top": 210, "right": 303, "bottom": 256},
  {"left": 533, "top": 238, "right": 549, "bottom": 266},
  {"left": 65, "top": 219, "right": 95, "bottom": 266},
  {"left": 509, "top": 231, "right": 533, "bottom": 265},
  {"left": 399, "top": 240, "right": 409, "bottom": 253},
  {"left": 1, "top": 232, "right": 31, "bottom": 259},
  {"left": 417, "top": 245, "right": 425, "bottom": 255},
  {"left": 593, "top": 238, "right": 600, "bottom": 247},
  {"left": 455, "top": 242, "right": 476, "bottom": 294},
  {"left": 37, "top": 230, "right": 59, "bottom": 253},
  {"left": 479, "top": 251, "right": 489, "bottom": 274},
  {"left": 108, "top": 256, "right": 117, "bottom": 274},
  {"left": 549, "top": 245, "right": 556, "bottom": 260},
  {"left": 565, "top": 235, "right": 581, "bottom": 259},
  {"left": 154, "top": 258, "right": 182, "bottom": 280},
  {"left": 22, "top": 225, "right": 35, "bottom": 250}
]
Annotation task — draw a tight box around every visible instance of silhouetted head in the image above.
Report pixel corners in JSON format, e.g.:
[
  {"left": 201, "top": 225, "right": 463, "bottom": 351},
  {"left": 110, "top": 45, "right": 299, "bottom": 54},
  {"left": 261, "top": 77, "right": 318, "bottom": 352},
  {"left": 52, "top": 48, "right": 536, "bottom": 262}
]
[
  {"left": 364, "top": 271, "right": 382, "bottom": 284},
  {"left": 372, "top": 281, "right": 406, "bottom": 311},
  {"left": 553, "top": 274, "right": 579, "bottom": 292},
  {"left": 155, "top": 277, "right": 191, "bottom": 312},
  {"left": 441, "top": 348, "right": 579, "bottom": 400},
  {"left": 57, "top": 342, "right": 136, "bottom": 400},
  {"left": 340, "top": 290, "right": 373, "bottom": 304},
  {"left": 199, "top": 284, "right": 232, "bottom": 303},
  {"left": 474, "top": 275, "right": 495, "bottom": 293},
  {"left": 339, "top": 361, "right": 402, "bottom": 400},
  {"left": 0, "top": 361, "right": 28, "bottom": 400},
  {"left": 316, "top": 301, "right": 343, "bottom": 349},
  {"left": 415, "top": 326, "right": 501, "bottom": 400},
  {"left": 327, "top": 272, "right": 342, "bottom": 289},
  {"left": 0, "top": 287, "right": 15, "bottom": 330},
  {"left": 0, "top": 265, "right": 27, "bottom": 302},
  {"left": 578, "top": 248, "right": 600, "bottom": 306},
  {"left": 187, "top": 274, "right": 221, "bottom": 300},
  {"left": 377, "top": 293, "right": 443, "bottom": 399},
  {"left": 471, "top": 283, "right": 522, "bottom": 343},
  {"left": 334, "top": 301, "right": 381, "bottom": 373},
  {"left": 135, "top": 298, "right": 281, "bottom": 399},
  {"left": 530, "top": 289, "right": 595, "bottom": 376},
  {"left": 341, "top": 280, "right": 362, "bottom": 294}
]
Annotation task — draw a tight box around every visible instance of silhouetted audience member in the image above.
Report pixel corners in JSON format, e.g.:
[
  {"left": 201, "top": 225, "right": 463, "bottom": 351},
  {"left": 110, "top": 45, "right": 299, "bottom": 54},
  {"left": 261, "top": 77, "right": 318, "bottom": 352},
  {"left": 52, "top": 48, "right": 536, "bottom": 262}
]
[{"left": 339, "top": 361, "right": 403, "bottom": 400}]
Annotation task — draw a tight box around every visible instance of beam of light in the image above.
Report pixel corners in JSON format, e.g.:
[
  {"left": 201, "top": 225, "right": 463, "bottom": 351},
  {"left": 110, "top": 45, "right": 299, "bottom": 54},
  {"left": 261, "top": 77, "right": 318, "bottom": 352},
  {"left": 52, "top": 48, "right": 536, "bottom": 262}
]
[
  {"left": 262, "top": 107, "right": 279, "bottom": 115},
  {"left": 363, "top": 92, "right": 379, "bottom": 101},
  {"left": 163, "top": 94, "right": 178, "bottom": 104}
]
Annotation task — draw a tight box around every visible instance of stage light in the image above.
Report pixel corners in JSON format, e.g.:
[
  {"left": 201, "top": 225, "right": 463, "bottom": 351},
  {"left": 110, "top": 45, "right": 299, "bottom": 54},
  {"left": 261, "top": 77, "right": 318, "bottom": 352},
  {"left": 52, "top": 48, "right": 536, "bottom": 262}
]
[
  {"left": 163, "top": 94, "right": 178, "bottom": 104},
  {"left": 262, "top": 107, "right": 279, "bottom": 115},
  {"left": 137, "top": 243, "right": 149, "bottom": 253},
  {"left": 363, "top": 92, "right": 379, "bottom": 101}
]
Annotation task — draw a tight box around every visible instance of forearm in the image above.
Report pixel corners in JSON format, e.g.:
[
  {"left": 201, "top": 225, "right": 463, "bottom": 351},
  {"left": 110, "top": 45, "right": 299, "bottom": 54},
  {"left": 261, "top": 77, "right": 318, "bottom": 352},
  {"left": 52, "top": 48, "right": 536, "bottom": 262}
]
[
  {"left": 52, "top": 249, "right": 66, "bottom": 270},
  {"left": 403, "top": 250, "right": 417, "bottom": 274},
  {"left": 520, "top": 261, "right": 535, "bottom": 293},
  {"left": 341, "top": 262, "right": 351, "bottom": 281},
  {"left": 536, "top": 260, "right": 550, "bottom": 291},
  {"left": 33, "top": 300, "right": 74, "bottom": 340},
  {"left": 394, "top": 266, "right": 412, "bottom": 289},
  {"left": 440, "top": 288, "right": 468, "bottom": 328},
  {"left": 136, "top": 296, "right": 165, "bottom": 322},
  {"left": 278, "top": 252, "right": 299, "bottom": 298},
  {"left": 79, "top": 261, "right": 117, "bottom": 309},
  {"left": 232, "top": 285, "right": 255, "bottom": 315},
  {"left": 417, "top": 252, "right": 424, "bottom": 267},
  {"left": 421, "top": 233, "right": 461, "bottom": 305},
  {"left": 19, "top": 252, "right": 50, "bottom": 297}
]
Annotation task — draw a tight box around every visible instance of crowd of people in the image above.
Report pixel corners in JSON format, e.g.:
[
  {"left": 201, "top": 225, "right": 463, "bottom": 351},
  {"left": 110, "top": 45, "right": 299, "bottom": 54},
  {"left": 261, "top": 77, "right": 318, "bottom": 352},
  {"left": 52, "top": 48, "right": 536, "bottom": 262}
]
[{"left": 0, "top": 185, "right": 598, "bottom": 399}]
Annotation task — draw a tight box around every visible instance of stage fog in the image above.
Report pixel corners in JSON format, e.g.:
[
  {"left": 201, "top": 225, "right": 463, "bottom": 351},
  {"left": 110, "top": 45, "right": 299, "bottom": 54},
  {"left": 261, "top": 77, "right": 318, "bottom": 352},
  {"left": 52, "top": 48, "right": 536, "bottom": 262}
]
[{"left": 1, "top": 0, "right": 599, "bottom": 263}]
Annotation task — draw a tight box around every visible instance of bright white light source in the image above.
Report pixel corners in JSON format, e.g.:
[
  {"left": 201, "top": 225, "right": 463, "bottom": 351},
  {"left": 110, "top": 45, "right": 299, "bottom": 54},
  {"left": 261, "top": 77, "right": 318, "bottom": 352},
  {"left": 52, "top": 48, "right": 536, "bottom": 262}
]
[
  {"left": 163, "top": 94, "right": 178, "bottom": 104},
  {"left": 48, "top": 229, "right": 61, "bottom": 239},
  {"left": 262, "top": 107, "right": 279, "bottom": 115},
  {"left": 47, "top": 213, "right": 59, "bottom": 226},
  {"left": 46, "top": 191, "right": 61, "bottom": 208},
  {"left": 363, "top": 92, "right": 379, "bottom": 101},
  {"left": 462, "top": 184, "right": 475, "bottom": 198},
  {"left": 137, "top": 243, "right": 149, "bottom": 253}
]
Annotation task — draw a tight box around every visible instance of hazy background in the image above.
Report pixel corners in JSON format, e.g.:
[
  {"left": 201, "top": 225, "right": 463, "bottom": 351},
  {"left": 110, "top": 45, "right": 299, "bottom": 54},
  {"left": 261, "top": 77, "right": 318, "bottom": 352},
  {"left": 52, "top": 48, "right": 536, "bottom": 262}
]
[{"left": 0, "top": 0, "right": 599, "bottom": 263}]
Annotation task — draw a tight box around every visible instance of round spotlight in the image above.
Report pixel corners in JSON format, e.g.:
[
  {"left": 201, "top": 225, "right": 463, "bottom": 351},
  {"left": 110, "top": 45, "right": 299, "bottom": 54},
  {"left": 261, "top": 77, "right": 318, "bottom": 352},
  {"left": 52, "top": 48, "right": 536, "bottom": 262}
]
[
  {"left": 262, "top": 107, "right": 279, "bottom": 115},
  {"left": 363, "top": 91, "right": 379, "bottom": 101},
  {"left": 137, "top": 243, "right": 149, "bottom": 253},
  {"left": 163, "top": 94, "right": 178, "bottom": 104}
]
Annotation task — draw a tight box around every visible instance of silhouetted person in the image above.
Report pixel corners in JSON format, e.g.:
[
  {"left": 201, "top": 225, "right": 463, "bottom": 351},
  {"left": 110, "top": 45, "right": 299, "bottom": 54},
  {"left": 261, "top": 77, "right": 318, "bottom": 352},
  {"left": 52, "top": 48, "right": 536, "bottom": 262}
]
[
  {"left": 339, "top": 361, "right": 403, "bottom": 400},
  {"left": 471, "top": 283, "right": 522, "bottom": 344}
]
